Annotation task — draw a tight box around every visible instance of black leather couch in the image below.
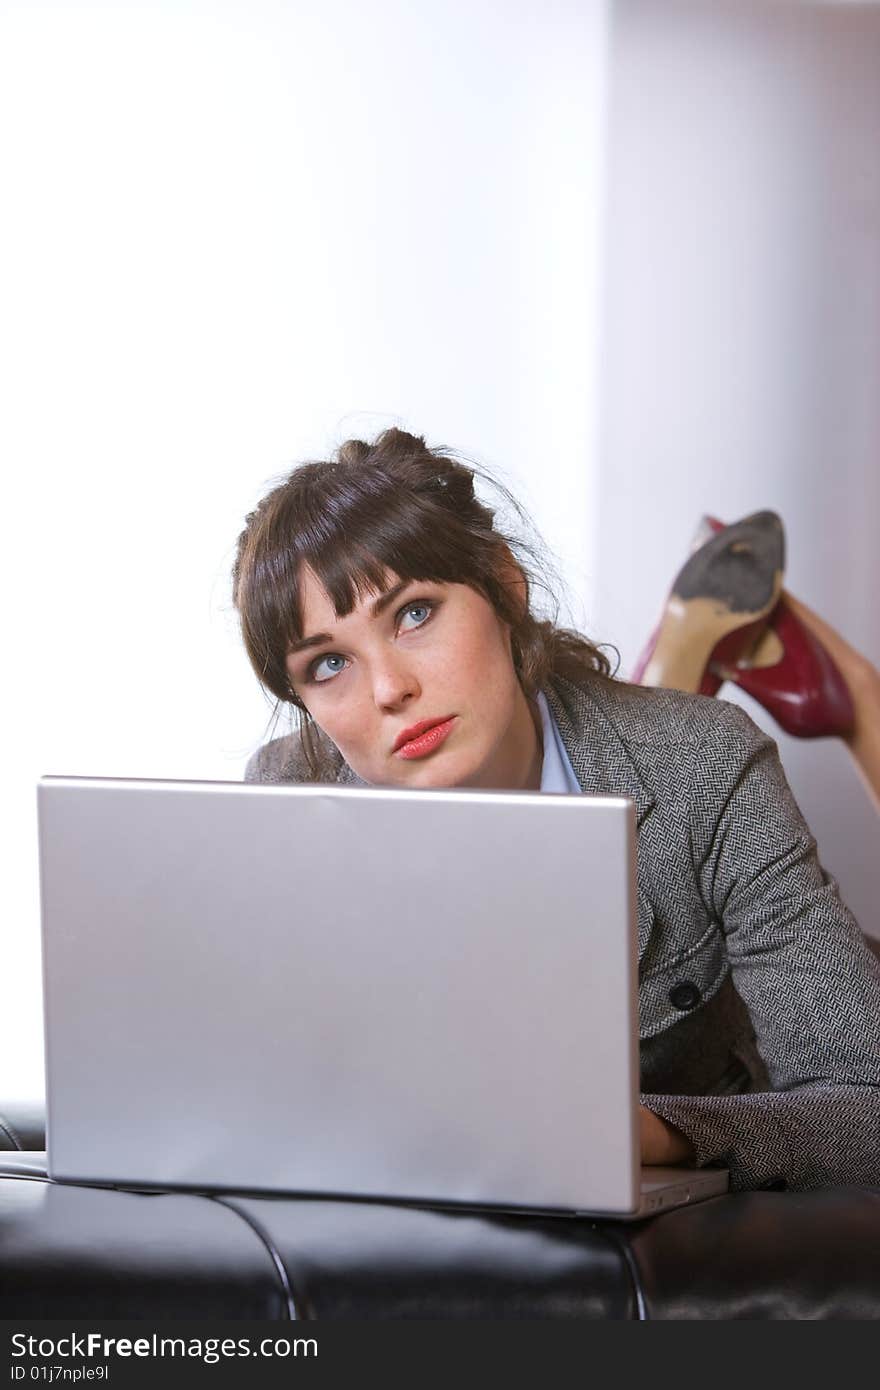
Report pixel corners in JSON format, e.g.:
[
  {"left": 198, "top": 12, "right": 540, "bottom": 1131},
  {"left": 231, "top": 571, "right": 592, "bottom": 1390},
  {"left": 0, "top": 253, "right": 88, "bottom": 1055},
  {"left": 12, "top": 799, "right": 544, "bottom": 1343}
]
[{"left": 2, "top": 1104, "right": 879, "bottom": 1320}]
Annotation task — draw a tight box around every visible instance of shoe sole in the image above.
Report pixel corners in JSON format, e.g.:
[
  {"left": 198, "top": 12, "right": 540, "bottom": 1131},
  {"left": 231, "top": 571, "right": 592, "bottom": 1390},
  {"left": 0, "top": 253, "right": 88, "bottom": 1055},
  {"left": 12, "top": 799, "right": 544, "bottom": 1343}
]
[{"left": 639, "top": 511, "right": 785, "bottom": 693}]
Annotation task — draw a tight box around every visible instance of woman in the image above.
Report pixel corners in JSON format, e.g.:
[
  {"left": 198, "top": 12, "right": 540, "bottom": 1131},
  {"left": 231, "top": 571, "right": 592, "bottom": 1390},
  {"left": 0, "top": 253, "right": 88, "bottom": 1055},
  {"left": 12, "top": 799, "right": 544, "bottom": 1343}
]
[{"left": 232, "top": 427, "right": 880, "bottom": 1193}]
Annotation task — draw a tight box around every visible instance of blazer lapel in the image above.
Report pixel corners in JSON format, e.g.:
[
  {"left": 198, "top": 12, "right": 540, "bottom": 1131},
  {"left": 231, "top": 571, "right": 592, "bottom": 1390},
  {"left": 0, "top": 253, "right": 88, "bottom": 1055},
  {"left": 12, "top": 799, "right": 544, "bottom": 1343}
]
[
  {"left": 545, "top": 677, "right": 655, "bottom": 825},
  {"left": 546, "top": 676, "right": 657, "bottom": 960}
]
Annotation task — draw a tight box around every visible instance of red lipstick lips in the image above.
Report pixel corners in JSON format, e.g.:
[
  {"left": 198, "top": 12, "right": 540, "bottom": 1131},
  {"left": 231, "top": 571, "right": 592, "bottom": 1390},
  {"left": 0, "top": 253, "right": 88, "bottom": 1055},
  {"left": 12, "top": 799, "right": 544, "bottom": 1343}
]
[{"left": 393, "top": 716, "right": 457, "bottom": 760}]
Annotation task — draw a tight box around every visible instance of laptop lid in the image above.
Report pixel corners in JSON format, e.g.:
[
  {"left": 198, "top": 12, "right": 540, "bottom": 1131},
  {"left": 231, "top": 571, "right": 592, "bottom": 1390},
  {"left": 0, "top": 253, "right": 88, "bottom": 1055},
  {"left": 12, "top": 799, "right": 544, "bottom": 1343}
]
[{"left": 38, "top": 776, "right": 642, "bottom": 1214}]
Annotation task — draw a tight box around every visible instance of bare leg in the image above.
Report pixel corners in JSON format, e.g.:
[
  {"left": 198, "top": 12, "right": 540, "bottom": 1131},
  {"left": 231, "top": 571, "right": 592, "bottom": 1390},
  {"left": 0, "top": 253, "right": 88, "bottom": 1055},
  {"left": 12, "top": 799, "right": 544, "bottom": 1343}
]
[{"left": 781, "top": 592, "right": 880, "bottom": 814}]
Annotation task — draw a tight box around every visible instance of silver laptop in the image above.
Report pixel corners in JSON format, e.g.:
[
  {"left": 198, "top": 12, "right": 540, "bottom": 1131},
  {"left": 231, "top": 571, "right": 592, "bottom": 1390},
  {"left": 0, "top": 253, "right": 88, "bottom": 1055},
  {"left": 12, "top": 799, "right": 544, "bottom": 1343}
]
[{"left": 37, "top": 776, "right": 728, "bottom": 1218}]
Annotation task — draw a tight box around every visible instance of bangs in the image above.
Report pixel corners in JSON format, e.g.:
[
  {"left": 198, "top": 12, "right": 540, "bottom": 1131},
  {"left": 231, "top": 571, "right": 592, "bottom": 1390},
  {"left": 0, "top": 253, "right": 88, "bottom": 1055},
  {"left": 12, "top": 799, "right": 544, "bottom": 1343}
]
[
  {"left": 233, "top": 425, "right": 616, "bottom": 763},
  {"left": 284, "top": 484, "right": 486, "bottom": 644}
]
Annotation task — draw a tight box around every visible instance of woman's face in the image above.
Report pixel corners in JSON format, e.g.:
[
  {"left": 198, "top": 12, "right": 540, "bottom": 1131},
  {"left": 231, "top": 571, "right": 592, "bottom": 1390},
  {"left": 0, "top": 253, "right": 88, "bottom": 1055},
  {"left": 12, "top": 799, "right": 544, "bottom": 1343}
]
[{"left": 285, "top": 566, "right": 542, "bottom": 790}]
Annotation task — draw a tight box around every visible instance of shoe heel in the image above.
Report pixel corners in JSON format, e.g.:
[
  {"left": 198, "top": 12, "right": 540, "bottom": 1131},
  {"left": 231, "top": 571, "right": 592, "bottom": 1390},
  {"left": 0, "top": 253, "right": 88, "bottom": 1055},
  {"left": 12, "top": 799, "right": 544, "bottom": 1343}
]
[
  {"left": 711, "top": 597, "right": 856, "bottom": 738},
  {"left": 635, "top": 511, "right": 785, "bottom": 694}
]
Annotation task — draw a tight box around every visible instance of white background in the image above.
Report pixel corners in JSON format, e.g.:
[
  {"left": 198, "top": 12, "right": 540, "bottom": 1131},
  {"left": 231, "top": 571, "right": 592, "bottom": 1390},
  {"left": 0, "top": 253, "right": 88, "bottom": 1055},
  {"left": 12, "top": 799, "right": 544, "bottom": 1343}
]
[
  {"left": 2, "top": 0, "right": 878, "bottom": 1103},
  {"left": 1, "top": 0, "right": 610, "bottom": 1100}
]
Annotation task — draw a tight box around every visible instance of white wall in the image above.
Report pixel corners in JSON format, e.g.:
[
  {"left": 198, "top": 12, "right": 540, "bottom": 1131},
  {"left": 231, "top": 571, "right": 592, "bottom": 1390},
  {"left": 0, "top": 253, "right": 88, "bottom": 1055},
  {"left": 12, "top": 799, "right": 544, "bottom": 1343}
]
[
  {"left": 0, "top": 0, "right": 609, "bottom": 1101},
  {"left": 596, "top": 0, "right": 880, "bottom": 938}
]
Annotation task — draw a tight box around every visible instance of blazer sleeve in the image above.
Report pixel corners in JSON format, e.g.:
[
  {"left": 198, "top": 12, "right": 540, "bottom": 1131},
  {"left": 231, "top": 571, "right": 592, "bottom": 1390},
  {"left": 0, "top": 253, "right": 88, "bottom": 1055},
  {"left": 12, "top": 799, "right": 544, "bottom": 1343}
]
[
  {"left": 643, "top": 700, "right": 880, "bottom": 1191},
  {"left": 243, "top": 727, "right": 350, "bottom": 785},
  {"left": 243, "top": 732, "right": 313, "bottom": 784}
]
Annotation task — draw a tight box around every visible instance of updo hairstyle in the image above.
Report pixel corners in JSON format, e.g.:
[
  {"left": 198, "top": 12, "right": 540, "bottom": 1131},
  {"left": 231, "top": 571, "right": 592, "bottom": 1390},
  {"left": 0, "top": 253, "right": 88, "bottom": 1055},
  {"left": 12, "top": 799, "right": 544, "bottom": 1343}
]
[{"left": 232, "top": 427, "right": 616, "bottom": 776}]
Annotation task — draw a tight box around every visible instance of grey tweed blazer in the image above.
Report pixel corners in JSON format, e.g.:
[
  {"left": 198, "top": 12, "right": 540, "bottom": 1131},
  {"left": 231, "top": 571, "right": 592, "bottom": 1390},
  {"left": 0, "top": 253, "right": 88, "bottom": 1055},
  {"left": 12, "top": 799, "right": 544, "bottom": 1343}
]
[{"left": 245, "top": 672, "right": 880, "bottom": 1192}]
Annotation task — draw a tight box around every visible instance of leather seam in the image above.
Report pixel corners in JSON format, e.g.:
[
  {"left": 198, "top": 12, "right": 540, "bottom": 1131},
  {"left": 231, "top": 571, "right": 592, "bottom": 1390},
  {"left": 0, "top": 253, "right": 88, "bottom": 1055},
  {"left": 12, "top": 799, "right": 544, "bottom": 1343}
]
[
  {"left": 594, "top": 1224, "right": 649, "bottom": 1321},
  {"left": 210, "top": 1197, "right": 303, "bottom": 1321},
  {"left": 0, "top": 1117, "right": 22, "bottom": 1151}
]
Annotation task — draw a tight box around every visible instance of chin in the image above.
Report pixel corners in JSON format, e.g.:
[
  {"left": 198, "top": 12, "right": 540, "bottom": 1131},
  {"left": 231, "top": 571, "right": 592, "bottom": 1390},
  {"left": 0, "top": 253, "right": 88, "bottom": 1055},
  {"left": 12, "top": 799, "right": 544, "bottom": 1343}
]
[{"left": 396, "top": 750, "right": 483, "bottom": 791}]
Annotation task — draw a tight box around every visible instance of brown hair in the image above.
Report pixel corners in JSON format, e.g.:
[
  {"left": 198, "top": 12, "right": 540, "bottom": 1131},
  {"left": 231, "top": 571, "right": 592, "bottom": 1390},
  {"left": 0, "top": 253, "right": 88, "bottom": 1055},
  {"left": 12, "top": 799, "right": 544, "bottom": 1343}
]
[{"left": 232, "top": 427, "right": 617, "bottom": 777}]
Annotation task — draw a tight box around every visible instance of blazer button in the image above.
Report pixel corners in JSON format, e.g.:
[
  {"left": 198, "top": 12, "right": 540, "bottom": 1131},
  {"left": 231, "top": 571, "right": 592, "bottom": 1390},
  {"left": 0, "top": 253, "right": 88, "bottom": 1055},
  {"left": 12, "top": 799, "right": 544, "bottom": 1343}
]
[{"left": 669, "top": 980, "right": 701, "bottom": 1011}]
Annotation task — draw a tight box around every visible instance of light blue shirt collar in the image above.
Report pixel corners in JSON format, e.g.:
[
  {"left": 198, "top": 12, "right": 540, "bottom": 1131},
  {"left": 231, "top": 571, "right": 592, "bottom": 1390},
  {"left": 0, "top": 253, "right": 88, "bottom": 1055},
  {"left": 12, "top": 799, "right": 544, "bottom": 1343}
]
[{"left": 537, "top": 690, "right": 581, "bottom": 794}]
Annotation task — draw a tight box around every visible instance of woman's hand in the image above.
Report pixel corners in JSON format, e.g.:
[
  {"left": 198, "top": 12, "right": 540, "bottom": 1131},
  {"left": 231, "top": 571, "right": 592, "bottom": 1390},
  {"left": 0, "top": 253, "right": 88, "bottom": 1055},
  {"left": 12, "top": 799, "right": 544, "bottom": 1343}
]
[{"left": 639, "top": 1104, "right": 696, "bottom": 1165}]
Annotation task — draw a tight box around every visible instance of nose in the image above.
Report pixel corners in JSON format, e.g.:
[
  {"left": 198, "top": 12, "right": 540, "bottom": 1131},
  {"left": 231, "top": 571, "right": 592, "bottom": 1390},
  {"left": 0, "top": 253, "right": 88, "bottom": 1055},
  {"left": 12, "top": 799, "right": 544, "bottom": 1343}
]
[{"left": 368, "top": 649, "right": 421, "bottom": 713}]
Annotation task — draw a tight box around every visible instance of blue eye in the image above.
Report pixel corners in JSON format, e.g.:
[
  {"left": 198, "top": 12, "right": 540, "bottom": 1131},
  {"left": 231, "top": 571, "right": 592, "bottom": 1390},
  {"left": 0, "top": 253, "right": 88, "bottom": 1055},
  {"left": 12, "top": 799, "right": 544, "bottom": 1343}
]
[
  {"left": 305, "top": 599, "right": 435, "bottom": 685},
  {"left": 399, "top": 601, "right": 433, "bottom": 631},
  {"left": 312, "top": 653, "right": 348, "bottom": 683}
]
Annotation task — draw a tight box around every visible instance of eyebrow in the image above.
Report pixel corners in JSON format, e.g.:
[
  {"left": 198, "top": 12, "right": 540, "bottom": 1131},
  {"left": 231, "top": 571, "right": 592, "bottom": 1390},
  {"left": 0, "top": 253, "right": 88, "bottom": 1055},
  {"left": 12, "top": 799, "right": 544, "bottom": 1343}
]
[{"left": 286, "top": 578, "right": 414, "bottom": 656}]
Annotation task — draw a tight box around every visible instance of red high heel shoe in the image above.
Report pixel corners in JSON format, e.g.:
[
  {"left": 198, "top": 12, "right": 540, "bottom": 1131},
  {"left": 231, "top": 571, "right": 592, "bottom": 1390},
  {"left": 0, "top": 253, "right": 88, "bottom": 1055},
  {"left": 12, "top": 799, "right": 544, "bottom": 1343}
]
[
  {"left": 630, "top": 511, "right": 785, "bottom": 695},
  {"left": 710, "top": 597, "right": 856, "bottom": 738},
  {"left": 690, "top": 516, "right": 856, "bottom": 738}
]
